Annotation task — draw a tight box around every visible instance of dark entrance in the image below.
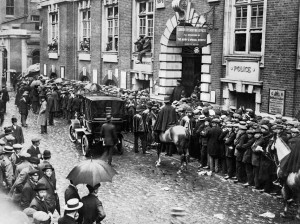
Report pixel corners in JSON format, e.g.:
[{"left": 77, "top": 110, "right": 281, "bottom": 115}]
[
  {"left": 32, "top": 50, "right": 40, "bottom": 64},
  {"left": 234, "top": 92, "right": 256, "bottom": 111},
  {"left": 181, "top": 46, "right": 201, "bottom": 97}
]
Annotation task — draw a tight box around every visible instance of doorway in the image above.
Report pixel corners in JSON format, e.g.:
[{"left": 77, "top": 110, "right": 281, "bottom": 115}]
[
  {"left": 181, "top": 46, "right": 201, "bottom": 96},
  {"left": 233, "top": 92, "right": 256, "bottom": 111}
]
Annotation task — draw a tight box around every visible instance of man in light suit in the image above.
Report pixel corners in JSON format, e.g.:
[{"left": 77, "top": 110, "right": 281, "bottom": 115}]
[
  {"left": 100, "top": 115, "right": 118, "bottom": 166},
  {"left": 11, "top": 116, "right": 24, "bottom": 144}
]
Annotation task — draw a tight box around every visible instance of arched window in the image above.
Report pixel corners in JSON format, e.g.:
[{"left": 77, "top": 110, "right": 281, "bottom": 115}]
[{"left": 32, "top": 50, "right": 40, "bottom": 64}]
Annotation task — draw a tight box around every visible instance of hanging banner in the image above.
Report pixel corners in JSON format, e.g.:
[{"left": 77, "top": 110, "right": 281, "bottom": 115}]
[
  {"left": 268, "top": 89, "right": 286, "bottom": 115},
  {"left": 176, "top": 26, "right": 207, "bottom": 47}
]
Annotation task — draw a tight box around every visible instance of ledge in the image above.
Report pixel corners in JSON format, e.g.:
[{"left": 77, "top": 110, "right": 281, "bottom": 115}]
[
  {"left": 48, "top": 52, "right": 58, "bottom": 59},
  {"left": 78, "top": 52, "right": 91, "bottom": 61},
  {"left": 103, "top": 52, "right": 118, "bottom": 63},
  {"left": 224, "top": 54, "right": 262, "bottom": 62},
  {"left": 220, "top": 78, "right": 263, "bottom": 86}
]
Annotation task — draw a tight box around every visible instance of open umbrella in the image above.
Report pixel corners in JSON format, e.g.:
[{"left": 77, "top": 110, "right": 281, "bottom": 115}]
[
  {"left": 67, "top": 160, "right": 117, "bottom": 186},
  {"left": 54, "top": 78, "right": 64, "bottom": 83}
]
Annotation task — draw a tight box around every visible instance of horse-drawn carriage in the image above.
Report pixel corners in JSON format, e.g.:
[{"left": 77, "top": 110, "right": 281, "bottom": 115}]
[{"left": 68, "top": 94, "right": 127, "bottom": 157}]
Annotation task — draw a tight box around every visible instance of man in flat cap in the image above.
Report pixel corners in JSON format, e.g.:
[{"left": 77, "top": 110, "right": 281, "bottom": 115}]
[
  {"left": 27, "top": 137, "right": 41, "bottom": 160},
  {"left": 20, "top": 168, "right": 40, "bottom": 209}
]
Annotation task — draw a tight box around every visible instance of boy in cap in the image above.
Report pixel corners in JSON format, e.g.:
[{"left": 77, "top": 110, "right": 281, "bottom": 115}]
[
  {"left": 30, "top": 182, "right": 50, "bottom": 215},
  {"left": 133, "top": 106, "right": 149, "bottom": 154},
  {"left": 242, "top": 130, "right": 256, "bottom": 187},
  {"left": 11, "top": 116, "right": 24, "bottom": 144},
  {"left": 223, "top": 122, "right": 236, "bottom": 180}
]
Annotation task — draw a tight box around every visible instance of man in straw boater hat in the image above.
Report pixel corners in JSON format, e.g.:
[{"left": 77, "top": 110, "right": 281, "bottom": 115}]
[
  {"left": 100, "top": 114, "right": 118, "bottom": 165},
  {"left": 1, "top": 145, "right": 15, "bottom": 192},
  {"left": 58, "top": 198, "right": 83, "bottom": 224},
  {"left": 82, "top": 183, "right": 106, "bottom": 224}
]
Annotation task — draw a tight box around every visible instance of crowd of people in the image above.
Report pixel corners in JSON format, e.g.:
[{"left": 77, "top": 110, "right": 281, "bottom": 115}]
[{"left": 0, "top": 74, "right": 300, "bottom": 223}]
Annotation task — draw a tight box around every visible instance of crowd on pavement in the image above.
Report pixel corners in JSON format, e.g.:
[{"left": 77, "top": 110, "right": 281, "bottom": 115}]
[{"left": 0, "top": 75, "right": 300, "bottom": 223}]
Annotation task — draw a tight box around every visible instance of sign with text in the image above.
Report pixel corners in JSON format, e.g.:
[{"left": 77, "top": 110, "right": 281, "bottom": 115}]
[
  {"left": 176, "top": 26, "right": 207, "bottom": 47},
  {"left": 268, "top": 89, "right": 285, "bottom": 115},
  {"left": 227, "top": 61, "right": 259, "bottom": 82},
  {"left": 156, "top": 0, "right": 165, "bottom": 8}
]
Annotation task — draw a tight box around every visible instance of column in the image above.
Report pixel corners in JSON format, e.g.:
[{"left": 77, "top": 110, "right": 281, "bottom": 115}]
[
  {"left": 21, "top": 39, "right": 27, "bottom": 73},
  {"left": 0, "top": 48, "right": 3, "bottom": 90}
]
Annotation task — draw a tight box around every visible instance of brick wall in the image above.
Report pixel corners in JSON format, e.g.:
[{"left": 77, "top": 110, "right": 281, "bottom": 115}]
[{"left": 262, "top": 0, "right": 299, "bottom": 116}]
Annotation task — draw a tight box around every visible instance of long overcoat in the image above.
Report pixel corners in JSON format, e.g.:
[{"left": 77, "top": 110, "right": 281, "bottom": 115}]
[
  {"left": 37, "top": 100, "right": 47, "bottom": 126},
  {"left": 153, "top": 104, "right": 177, "bottom": 132},
  {"left": 206, "top": 126, "right": 222, "bottom": 157}
]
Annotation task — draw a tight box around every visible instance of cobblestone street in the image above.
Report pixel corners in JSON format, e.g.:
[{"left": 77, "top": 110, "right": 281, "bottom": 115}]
[{"left": 2, "top": 93, "right": 298, "bottom": 224}]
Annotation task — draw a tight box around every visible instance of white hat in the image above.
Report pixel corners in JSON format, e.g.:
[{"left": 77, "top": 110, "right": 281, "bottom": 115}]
[
  {"left": 64, "top": 198, "right": 83, "bottom": 211},
  {"left": 33, "top": 211, "right": 50, "bottom": 222}
]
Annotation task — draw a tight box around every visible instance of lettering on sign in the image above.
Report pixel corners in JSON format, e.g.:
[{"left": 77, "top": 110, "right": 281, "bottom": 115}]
[
  {"left": 227, "top": 61, "right": 259, "bottom": 82},
  {"left": 156, "top": 0, "right": 165, "bottom": 8},
  {"left": 268, "top": 89, "right": 285, "bottom": 115},
  {"left": 176, "top": 26, "right": 207, "bottom": 47}
]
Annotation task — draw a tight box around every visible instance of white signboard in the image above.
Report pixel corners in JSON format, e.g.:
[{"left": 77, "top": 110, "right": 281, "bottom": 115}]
[
  {"left": 156, "top": 0, "right": 165, "bottom": 8},
  {"left": 93, "top": 69, "right": 97, "bottom": 83},
  {"left": 120, "top": 71, "right": 127, "bottom": 89},
  {"left": 60, "top": 66, "right": 65, "bottom": 78},
  {"left": 227, "top": 61, "right": 259, "bottom": 82}
]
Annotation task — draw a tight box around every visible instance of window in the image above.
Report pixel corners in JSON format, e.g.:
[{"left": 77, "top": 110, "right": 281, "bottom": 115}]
[
  {"left": 234, "top": 0, "right": 264, "bottom": 53},
  {"left": 106, "top": 5, "right": 118, "bottom": 51},
  {"left": 48, "top": 4, "right": 59, "bottom": 52},
  {"left": 138, "top": 1, "right": 153, "bottom": 38},
  {"left": 79, "top": 0, "right": 91, "bottom": 51},
  {"left": 6, "top": 0, "right": 14, "bottom": 15}
]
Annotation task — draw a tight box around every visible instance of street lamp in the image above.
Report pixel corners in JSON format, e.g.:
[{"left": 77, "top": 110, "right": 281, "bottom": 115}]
[{"left": 0, "top": 37, "right": 5, "bottom": 91}]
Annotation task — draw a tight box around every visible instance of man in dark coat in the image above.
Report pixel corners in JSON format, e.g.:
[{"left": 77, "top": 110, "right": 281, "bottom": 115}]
[
  {"left": 0, "top": 91, "right": 5, "bottom": 125},
  {"left": 27, "top": 138, "right": 41, "bottom": 160},
  {"left": 281, "top": 128, "right": 300, "bottom": 177},
  {"left": 133, "top": 105, "right": 148, "bottom": 154},
  {"left": 1, "top": 86, "right": 9, "bottom": 113},
  {"left": 19, "top": 92, "right": 29, "bottom": 127},
  {"left": 234, "top": 123, "right": 248, "bottom": 183},
  {"left": 64, "top": 180, "right": 80, "bottom": 203},
  {"left": 136, "top": 36, "right": 151, "bottom": 63},
  {"left": 61, "top": 91, "right": 68, "bottom": 119},
  {"left": 71, "top": 94, "right": 82, "bottom": 116},
  {"left": 20, "top": 168, "right": 39, "bottom": 209},
  {"left": 100, "top": 115, "right": 118, "bottom": 165},
  {"left": 30, "top": 182, "right": 50, "bottom": 214},
  {"left": 58, "top": 198, "right": 83, "bottom": 224},
  {"left": 153, "top": 97, "right": 177, "bottom": 134},
  {"left": 206, "top": 118, "right": 222, "bottom": 173},
  {"left": 11, "top": 116, "right": 24, "bottom": 144},
  {"left": 47, "top": 92, "right": 55, "bottom": 126},
  {"left": 170, "top": 80, "right": 185, "bottom": 103},
  {"left": 67, "top": 91, "right": 75, "bottom": 122},
  {"left": 82, "top": 183, "right": 106, "bottom": 224},
  {"left": 30, "top": 86, "right": 40, "bottom": 114}
]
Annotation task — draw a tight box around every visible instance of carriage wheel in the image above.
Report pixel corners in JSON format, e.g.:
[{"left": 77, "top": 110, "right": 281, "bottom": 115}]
[
  {"left": 81, "top": 135, "right": 91, "bottom": 157},
  {"left": 117, "top": 138, "right": 124, "bottom": 155},
  {"left": 69, "top": 125, "right": 76, "bottom": 143}
]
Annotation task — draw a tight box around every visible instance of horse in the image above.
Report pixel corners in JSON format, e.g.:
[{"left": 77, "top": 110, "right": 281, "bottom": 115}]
[
  {"left": 272, "top": 137, "right": 300, "bottom": 219},
  {"left": 155, "top": 125, "right": 189, "bottom": 173}
]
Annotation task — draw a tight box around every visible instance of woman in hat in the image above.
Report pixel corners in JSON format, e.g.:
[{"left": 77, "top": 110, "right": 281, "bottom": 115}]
[
  {"left": 38, "top": 164, "right": 60, "bottom": 215},
  {"left": 38, "top": 95, "right": 48, "bottom": 134}
]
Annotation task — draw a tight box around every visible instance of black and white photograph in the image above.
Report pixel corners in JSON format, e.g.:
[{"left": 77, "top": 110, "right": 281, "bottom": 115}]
[{"left": 0, "top": 0, "right": 300, "bottom": 223}]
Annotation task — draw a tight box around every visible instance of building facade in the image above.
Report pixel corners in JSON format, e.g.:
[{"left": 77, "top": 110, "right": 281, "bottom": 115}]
[
  {"left": 39, "top": 0, "right": 300, "bottom": 117},
  {"left": 0, "top": 0, "right": 41, "bottom": 80}
]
